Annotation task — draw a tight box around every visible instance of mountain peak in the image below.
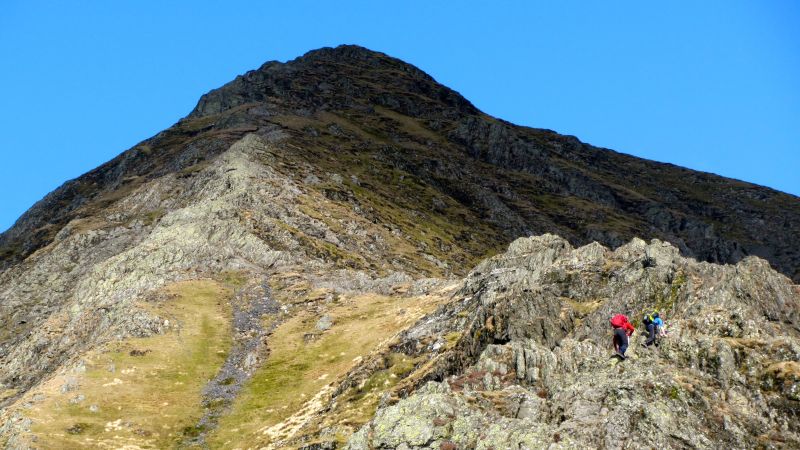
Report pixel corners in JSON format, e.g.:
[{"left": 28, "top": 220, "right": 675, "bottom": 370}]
[
  {"left": 189, "top": 44, "right": 476, "bottom": 119},
  {"left": 2, "top": 46, "right": 798, "bottom": 286},
  {"left": 293, "top": 44, "right": 394, "bottom": 64},
  {"left": 2, "top": 45, "right": 800, "bottom": 448}
]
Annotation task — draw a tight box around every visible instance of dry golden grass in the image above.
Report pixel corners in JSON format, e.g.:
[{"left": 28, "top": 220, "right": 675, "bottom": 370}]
[
  {"left": 723, "top": 337, "right": 767, "bottom": 349},
  {"left": 564, "top": 298, "right": 605, "bottom": 316},
  {"left": 764, "top": 361, "right": 800, "bottom": 381},
  {"left": 24, "top": 280, "right": 232, "bottom": 449}
]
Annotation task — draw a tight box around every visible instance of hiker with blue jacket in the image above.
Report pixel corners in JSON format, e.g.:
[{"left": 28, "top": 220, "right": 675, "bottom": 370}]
[{"left": 642, "top": 311, "right": 663, "bottom": 347}]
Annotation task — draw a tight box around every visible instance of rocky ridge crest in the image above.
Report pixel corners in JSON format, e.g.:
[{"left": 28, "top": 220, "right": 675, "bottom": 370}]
[{"left": 342, "top": 235, "right": 800, "bottom": 449}]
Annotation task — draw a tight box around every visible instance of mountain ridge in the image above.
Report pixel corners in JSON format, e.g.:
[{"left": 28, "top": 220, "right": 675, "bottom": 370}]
[
  {"left": 0, "top": 45, "right": 798, "bottom": 448},
  {"left": 2, "top": 45, "right": 797, "bottom": 282}
]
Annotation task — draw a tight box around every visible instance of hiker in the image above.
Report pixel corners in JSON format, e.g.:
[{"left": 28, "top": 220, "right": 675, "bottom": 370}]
[
  {"left": 610, "top": 314, "right": 635, "bottom": 358},
  {"left": 642, "top": 311, "right": 662, "bottom": 347}
]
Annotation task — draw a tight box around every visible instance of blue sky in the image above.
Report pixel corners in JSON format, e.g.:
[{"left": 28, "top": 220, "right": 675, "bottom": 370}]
[{"left": 1, "top": 1, "right": 798, "bottom": 232}]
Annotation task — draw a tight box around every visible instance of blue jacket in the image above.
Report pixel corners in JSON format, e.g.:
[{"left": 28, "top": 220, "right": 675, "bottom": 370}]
[{"left": 653, "top": 317, "right": 664, "bottom": 327}]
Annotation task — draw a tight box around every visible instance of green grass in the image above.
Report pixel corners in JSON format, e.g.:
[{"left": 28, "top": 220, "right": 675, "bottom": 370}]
[
  {"left": 207, "top": 291, "right": 448, "bottom": 448},
  {"left": 267, "top": 111, "right": 508, "bottom": 277},
  {"left": 215, "top": 269, "right": 249, "bottom": 288},
  {"left": 668, "top": 385, "right": 680, "bottom": 400},
  {"left": 26, "top": 280, "right": 232, "bottom": 449},
  {"left": 142, "top": 208, "right": 166, "bottom": 226},
  {"left": 0, "top": 243, "right": 23, "bottom": 262},
  {"left": 654, "top": 270, "right": 686, "bottom": 314},
  {"left": 346, "top": 353, "right": 423, "bottom": 404}
]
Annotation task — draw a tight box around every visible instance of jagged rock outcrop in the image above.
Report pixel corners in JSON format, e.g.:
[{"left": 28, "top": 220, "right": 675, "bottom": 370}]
[{"left": 343, "top": 235, "right": 800, "bottom": 449}]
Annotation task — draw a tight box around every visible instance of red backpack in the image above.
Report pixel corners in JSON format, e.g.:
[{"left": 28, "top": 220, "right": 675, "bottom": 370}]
[{"left": 610, "top": 314, "right": 628, "bottom": 328}]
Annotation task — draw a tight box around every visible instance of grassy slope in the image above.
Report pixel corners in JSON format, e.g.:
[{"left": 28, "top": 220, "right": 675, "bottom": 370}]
[
  {"left": 207, "top": 288, "right": 452, "bottom": 449},
  {"left": 267, "top": 111, "right": 507, "bottom": 277},
  {"left": 23, "top": 280, "right": 232, "bottom": 449}
]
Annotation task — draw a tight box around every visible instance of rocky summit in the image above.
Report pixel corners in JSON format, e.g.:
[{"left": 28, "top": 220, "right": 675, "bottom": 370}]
[{"left": 0, "top": 45, "right": 798, "bottom": 449}]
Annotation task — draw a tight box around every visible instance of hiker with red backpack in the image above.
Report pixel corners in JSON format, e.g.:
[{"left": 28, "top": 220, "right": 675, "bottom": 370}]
[{"left": 610, "top": 314, "right": 635, "bottom": 359}]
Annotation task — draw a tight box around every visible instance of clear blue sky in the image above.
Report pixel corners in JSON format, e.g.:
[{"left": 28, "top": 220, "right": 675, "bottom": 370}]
[{"left": 1, "top": 1, "right": 798, "bottom": 233}]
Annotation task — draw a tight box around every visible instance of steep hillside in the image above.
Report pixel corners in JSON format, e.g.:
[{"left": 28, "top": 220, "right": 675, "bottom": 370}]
[
  {"left": 0, "top": 45, "right": 799, "bottom": 449},
  {"left": 344, "top": 235, "right": 800, "bottom": 449},
  {"left": 1, "top": 45, "right": 798, "bottom": 282}
]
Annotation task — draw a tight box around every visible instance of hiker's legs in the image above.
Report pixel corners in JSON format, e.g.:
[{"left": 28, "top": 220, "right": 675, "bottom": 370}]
[
  {"left": 645, "top": 323, "right": 656, "bottom": 346},
  {"left": 614, "top": 328, "right": 628, "bottom": 355}
]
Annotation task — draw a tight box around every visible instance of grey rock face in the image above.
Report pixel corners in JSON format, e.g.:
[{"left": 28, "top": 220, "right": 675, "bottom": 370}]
[
  {"left": 347, "top": 381, "right": 575, "bottom": 450},
  {"left": 346, "top": 235, "right": 800, "bottom": 449},
  {"left": 316, "top": 314, "right": 334, "bottom": 331}
]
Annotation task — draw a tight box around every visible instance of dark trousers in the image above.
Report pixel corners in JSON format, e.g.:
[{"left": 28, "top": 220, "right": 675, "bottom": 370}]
[
  {"left": 645, "top": 323, "right": 657, "bottom": 346},
  {"left": 613, "top": 327, "right": 628, "bottom": 355}
]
